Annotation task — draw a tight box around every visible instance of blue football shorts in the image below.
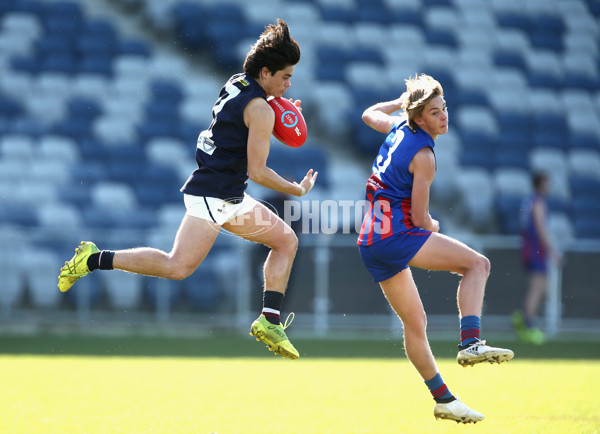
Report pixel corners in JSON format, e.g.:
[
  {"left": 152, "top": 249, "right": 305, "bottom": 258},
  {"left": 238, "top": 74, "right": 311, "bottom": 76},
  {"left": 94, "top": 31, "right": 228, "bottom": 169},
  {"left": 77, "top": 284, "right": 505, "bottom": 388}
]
[{"left": 359, "top": 227, "right": 432, "bottom": 283}]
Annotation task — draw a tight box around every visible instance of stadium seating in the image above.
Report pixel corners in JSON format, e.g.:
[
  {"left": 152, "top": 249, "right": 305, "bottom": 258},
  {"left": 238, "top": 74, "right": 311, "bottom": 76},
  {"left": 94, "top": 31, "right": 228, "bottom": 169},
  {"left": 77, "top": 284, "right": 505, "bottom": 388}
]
[{"left": 1, "top": 0, "right": 599, "bottom": 319}]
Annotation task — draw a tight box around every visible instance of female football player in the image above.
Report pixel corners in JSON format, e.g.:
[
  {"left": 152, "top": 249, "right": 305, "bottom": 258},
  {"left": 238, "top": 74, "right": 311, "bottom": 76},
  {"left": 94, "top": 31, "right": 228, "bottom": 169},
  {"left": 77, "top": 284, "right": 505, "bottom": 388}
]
[
  {"left": 58, "top": 19, "right": 317, "bottom": 359},
  {"left": 358, "top": 74, "right": 513, "bottom": 423}
]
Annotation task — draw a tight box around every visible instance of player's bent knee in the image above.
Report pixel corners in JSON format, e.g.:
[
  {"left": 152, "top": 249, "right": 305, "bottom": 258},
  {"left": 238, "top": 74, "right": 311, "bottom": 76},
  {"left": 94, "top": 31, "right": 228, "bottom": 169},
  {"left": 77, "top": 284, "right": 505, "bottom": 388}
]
[
  {"left": 476, "top": 254, "right": 491, "bottom": 276},
  {"left": 276, "top": 231, "right": 298, "bottom": 257}
]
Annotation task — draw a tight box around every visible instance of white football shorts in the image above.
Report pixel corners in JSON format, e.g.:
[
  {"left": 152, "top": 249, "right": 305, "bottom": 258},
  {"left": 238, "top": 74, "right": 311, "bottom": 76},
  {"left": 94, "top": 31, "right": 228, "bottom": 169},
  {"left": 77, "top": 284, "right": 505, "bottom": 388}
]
[{"left": 183, "top": 193, "right": 259, "bottom": 226}]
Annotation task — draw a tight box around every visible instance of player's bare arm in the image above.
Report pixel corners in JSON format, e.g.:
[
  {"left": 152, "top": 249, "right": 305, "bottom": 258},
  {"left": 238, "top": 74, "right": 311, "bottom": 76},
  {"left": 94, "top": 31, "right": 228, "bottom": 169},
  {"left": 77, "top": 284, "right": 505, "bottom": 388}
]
[
  {"left": 245, "top": 97, "right": 317, "bottom": 196},
  {"left": 362, "top": 98, "right": 405, "bottom": 134},
  {"left": 409, "top": 147, "right": 439, "bottom": 232}
]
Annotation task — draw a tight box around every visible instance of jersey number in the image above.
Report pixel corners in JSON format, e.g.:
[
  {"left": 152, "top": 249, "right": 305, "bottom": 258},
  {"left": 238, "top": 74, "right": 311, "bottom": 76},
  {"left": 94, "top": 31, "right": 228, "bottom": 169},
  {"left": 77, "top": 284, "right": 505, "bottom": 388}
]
[
  {"left": 198, "top": 81, "right": 242, "bottom": 154},
  {"left": 373, "top": 128, "right": 404, "bottom": 177}
]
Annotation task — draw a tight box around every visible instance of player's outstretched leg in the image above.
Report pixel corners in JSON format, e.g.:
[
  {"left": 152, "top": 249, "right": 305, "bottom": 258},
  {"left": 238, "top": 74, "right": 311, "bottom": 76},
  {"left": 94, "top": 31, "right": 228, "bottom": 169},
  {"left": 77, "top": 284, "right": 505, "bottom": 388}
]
[
  {"left": 250, "top": 313, "right": 299, "bottom": 360},
  {"left": 434, "top": 398, "right": 484, "bottom": 424},
  {"left": 57, "top": 241, "right": 99, "bottom": 292},
  {"left": 457, "top": 340, "right": 514, "bottom": 367}
]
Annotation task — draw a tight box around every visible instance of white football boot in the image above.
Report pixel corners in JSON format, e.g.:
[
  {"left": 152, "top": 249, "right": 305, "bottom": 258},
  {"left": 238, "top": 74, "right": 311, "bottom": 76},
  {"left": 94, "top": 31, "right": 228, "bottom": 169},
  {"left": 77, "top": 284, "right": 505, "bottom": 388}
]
[
  {"left": 434, "top": 398, "right": 484, "bottom": 424},
  {"left": 457, "top": 340, "right": 514, "bottom": 367}
]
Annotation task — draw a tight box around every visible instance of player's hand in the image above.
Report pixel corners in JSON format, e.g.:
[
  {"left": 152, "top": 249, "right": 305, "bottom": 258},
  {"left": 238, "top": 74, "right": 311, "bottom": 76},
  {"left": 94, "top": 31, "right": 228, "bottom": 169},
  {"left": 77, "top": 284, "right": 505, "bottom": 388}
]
[
  {"left": 430, "top": 218, "right": 440, "bottom": 233},
  {"left": 289, "top": 98, "right": 302, "bottom": 112},
  {"left": 294, "top": 169, "right": 318, "bottom": 196}
]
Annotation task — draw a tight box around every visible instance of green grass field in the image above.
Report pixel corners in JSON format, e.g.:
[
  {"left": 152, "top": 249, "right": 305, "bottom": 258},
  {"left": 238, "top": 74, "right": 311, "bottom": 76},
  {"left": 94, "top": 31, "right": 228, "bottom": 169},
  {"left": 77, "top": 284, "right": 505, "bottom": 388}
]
[{"left": 1, "top": 335, "right": 599, "bottom": 433}]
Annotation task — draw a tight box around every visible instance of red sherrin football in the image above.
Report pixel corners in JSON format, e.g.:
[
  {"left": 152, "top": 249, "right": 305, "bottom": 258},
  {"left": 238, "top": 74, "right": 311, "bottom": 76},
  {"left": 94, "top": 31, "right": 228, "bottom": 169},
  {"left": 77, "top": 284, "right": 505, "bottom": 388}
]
[{"left": 267, "top": 97, "right": 307, "bottom": 148}]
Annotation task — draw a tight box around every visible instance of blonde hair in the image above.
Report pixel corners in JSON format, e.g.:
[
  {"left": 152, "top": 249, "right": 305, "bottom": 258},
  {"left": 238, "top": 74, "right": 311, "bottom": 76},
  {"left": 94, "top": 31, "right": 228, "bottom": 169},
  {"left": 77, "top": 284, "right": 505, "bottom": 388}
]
[{"left": 400, "top": 74, "right": 444, "bottom": 130}]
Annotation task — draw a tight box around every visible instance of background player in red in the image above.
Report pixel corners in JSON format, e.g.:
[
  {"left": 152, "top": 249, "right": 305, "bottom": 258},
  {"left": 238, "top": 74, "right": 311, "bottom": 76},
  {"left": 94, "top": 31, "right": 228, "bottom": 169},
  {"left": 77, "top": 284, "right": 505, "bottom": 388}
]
[
  {"left": 513, "top": 172, "right": 561, "bottom": 344},
  {"left": 358, "top": 74, "right": 513, "bottom": 423},
  {"left": 58, "top": 19, "right": 317, "bottom": 359}
]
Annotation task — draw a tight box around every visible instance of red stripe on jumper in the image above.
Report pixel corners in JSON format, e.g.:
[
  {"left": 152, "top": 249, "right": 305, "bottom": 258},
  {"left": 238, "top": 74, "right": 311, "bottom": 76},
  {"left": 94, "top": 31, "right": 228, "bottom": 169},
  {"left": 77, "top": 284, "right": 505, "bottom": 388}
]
[
  {"left": 400, "top": 197, "right": 414, "bottom": 230},
  {"left": 379, "top": 196, "right": 393, "bottom": 241}
]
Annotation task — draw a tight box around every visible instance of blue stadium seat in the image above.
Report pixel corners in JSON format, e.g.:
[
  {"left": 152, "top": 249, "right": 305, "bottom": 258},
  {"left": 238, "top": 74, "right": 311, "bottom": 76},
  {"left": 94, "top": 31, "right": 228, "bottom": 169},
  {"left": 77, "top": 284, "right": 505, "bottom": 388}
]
[
  {"left": 318, "top": 6, "right": 357, "bottom": 23},
  {"left": 424, "top": 28, "right": 458, "bottom": 49},
  {"left": 138, "top": 121, "right": 178, "bottom": 142},
  {"left": 11, "top": 0, "right": 46, "bottom": 17},
  {"left": 52, "top": 117, "right": 92, "bottom": 139},
  {"left": 45, "top": 0, "right": 84, "bottom": 20},
  {"left": 456, "top": 89, "right": 489, "bottom": 107},
  {"left": 40, "top": 54, "right": 77, "bottom": 74},
  {"left": 569, "top": 176, "right": 600, "bottom": 197},
  {"left": 532, "top": 130, "right": 568, "bottom": 150},
  {"left": 574, "top": 216, "right": 600, "bottom": 239},
  {"left": 133, "top": 164, "right": 182, "bottom": 206},
  {"left": 532, "top": 111, "right": 568, "bottom": 132},
  {"left": 357, "top": 2, "right": 393, "bottom": 25},
  {"left": 82, "top": 18, "right": 117, "bottom": 40},
  {"left": 355, "top": 124, "right": 389, "bottom": 155},
  {"left": 568, "top": 132, "right": 600, "bottom": 151},
  {"left": 70, "top": 160, "right": 106, "bottom": 185},
  {"left": 493, "top": 50, "right": 527, "bottom": 71},
  {"left": 495, "top": 195, "right": 523, "bottom": 235},
  {"left": 107, "top": 157, "right": 145, "bottom": 184},
  {"left": 0, "top": 205, "right": 38, "bottom": 227},
  {"left": 78, "top": 55, "right": 113, "bottom": 76},
  {"left": 495, "top": 149, "right": 529, "bottom": 170},
  {"left": 10, "top": 55, "right": 39, "bottom": 74},
  {"left": 527, "top": 70, "right": 563, "bottom": 89},
  {"left": 423, "top": 0, "right": 452, "bottom": 5},
  {"left": 177, "top": 121, "right": 203, "bottom": 144},
  {"left": 150, "top": 79, "right": 184, "bottom": 103},
  {"left": 172, "top": 3, "right": 208, "bottom": 50},
  {"left": 353, "top": 47, "right": 385, "bottom": 65},
  {"left": 563, "top": 72, "right": 599, "bottom": 91},
  {"left": 182, "top": 265, "right": 221, "bottom": 311},
  {"left": 0, "top": 94, "right": 24, "bottom": 119},
  {"left": 113, "top": 208, "right": 158, "bottom": 229},
  {"left": 117, "top": 38, "right": 152, "bottom": 57},
  {"left": 392, "top": 8, "right": 423, "bottom": 27},
  {"left": 79, "top": 138, "right": 109, "bottom": 161},
  {"left": 497, "top": 13, "right": 531, "bottom": 33},
  {"left": 460, "top": 148, "right": 497, "bottom": 170},
  {"left": 145, "top": 100, "right": 180, "bottom": 123},
  {"left": 76, "top": 35, "right": 116, "bottom": 57},
  {"left": 460, "top": 131, "right": 498, "bottom": 150},
  {"left": 67, "top": 97, "right": 102, "bottom": 121},
  {"left": 6, "top": 116, "right": 47, "bottom": 137},
  {"left": 53, "top": 117, "right": 92, "bottom": 140},
  {"left": 534, "top": 14, "right": 565, "bottom": 34},
  {"left": 496, "top": 111, "right": 531, "bottom": 135},
  {"left": 315, "top": 46, "right": 350, "bottom": 82},
  {"left": 44, "top": 16, "right": 82, "bottom": 39},
  {"left": 571, "top": 197, "right": 600, "bottom": 218},
  {"left": 35, "top": 35, "right": 74, "bottom": 56},
  {"left": 529, "top": 31, "right": 563, "bottom": 51}
]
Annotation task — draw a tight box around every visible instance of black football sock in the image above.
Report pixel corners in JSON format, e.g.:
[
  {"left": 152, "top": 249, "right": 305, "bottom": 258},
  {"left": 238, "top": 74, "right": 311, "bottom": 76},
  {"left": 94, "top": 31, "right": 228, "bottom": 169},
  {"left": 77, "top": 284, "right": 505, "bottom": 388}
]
[
  {"left": 87, "top": 251, "right": 115, "bottom": 271},
  {"left": 262, "top": 290, "right": 284, "bottom": 325}
]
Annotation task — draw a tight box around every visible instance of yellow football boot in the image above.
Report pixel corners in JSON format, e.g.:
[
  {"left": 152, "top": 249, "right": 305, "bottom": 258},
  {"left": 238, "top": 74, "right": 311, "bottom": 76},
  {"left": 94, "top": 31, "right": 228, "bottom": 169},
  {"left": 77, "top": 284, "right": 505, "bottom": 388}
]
[
  {"left": 250, "top": 313, "right": 299, "bottom": 359},
  {"left": 57, "top": 241, "right": 99, "bottom": 292}
]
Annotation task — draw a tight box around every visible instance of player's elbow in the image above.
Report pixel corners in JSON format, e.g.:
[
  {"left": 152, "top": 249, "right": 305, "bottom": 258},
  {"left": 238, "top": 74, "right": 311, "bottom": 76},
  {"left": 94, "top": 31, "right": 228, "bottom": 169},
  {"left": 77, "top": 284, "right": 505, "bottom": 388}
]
[
  {"left": 248, "top": 166, "right": 266, "bottom": 184},
  {"left": 361, "top": 109, "right": 374, "bottom": 127}
]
